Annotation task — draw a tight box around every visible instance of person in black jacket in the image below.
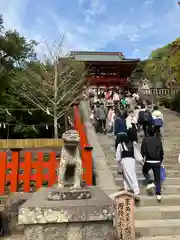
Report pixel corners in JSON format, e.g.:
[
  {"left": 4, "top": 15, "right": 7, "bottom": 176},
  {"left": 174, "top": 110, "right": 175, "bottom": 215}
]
[
  {"left": 138, "top": 103, "right": 153, "bottom": 137},
  {"left": 114, "top": 110, "right": 127, "bottom": 150},
  {"left": 141, "top": 127, "right": 164, "bottom": 201}
]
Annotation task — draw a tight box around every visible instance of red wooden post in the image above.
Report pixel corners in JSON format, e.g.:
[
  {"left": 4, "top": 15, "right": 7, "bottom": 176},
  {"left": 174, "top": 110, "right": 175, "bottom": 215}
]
[
  {"left": 48, "top": 152, "right": 57, "bottom": 186},
  {"left": 35, "top": 152, "right": 44, "bottom": 189},
  {"left": 9, "top": 152, "right": 19, "bottom": 192},
  {"left": 23, "top": 152, "right": 32, "bottom": 192},
  {"left": 0, "top": 152, "right": 7, "bottom": 194}
]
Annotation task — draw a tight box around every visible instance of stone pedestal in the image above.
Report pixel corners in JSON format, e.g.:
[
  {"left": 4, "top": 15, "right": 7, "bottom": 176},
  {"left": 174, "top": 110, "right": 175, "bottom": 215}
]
[
  {"left": 110, "top": 190, "right": 135, "bottom": 240},
  {"left": 18, "top": 186, "right": 116, "bottom": 240}
]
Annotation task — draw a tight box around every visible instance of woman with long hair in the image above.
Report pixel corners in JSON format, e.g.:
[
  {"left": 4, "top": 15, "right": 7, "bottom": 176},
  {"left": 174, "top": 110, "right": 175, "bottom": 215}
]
[{"left": 115, "top": 132, "right": 143, "bottom": 201}]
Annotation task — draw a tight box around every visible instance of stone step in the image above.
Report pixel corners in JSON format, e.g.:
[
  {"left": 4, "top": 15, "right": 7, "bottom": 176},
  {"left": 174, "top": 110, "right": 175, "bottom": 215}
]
[
  {"left": 109, "top": 164, "right": 180, "bottom": 171},
  {"left": 135, "top": 195, "right": 180, "bottom": 207},
  {"left": 107, "top": 159, "right": 180, "bottom": 166},
  {"left": 105, "top": 153, "right": 179, "bottom": 161},
  {"left": 114, "top": 185, "right": 180, "bottom": 195},
  {"left": 165, "top": 152, "right": 179, "bottom": 156},
  {"left": 114, "top": 177, "right": 180, "bottom": 186},
  {"left": 102, "top": 144, "right": 180, "bottom": 154},
  {"left": 137, "top": 235, "right": 180, "bottom": 240},
  {"left": 165, "top": 144, "right": 180, "bottom": 149},
  {"left": 140, "top": 185, "right": 180, "bottom": 195},
  {"left": 135, "top": 206, "right": 180, "bottom": 220},
  {"left": 135, "top": 219, "right": 180, "bottom": 237},
  {"left": 111, "top": 170, "right": 180, "bottom": 178}
]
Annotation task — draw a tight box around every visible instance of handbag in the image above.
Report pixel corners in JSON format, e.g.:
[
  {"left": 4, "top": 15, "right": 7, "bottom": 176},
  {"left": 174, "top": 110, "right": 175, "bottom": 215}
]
[
  {"left": 154, "top": 118, "right": 163, "bottom": 127},
  {"left": 160, "top": 166, "right": 166, "bottom": 182}
]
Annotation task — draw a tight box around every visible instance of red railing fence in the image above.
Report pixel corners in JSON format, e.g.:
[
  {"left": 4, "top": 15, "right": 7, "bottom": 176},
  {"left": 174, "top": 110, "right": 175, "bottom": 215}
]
[
  {"left": 0, "top": 104, "right": 93, "bottom": 195},
  {"left": 0, "top": 151, "right": 58, "bottom": 194}
]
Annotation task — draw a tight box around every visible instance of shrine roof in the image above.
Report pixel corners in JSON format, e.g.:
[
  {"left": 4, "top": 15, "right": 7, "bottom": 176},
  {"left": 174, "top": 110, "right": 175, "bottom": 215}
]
[{"left": 69, "top": 51, "right": 139, "bottom": 63}]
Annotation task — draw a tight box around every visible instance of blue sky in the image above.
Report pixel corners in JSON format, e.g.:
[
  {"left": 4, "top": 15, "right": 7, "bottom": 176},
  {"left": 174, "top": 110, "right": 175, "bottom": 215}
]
[{"left": 0, "top": 0, "right": 180, "bottom": 59}]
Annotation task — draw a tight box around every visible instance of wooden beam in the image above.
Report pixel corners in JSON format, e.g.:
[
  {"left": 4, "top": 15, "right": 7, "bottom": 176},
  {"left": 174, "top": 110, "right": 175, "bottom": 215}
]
[{"left": 0, "top": 139, "right": 64, "bottom": 149}]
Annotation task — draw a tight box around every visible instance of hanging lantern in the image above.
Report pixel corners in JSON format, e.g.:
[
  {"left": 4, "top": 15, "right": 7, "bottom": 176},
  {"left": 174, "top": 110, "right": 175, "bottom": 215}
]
[
  {"left": 28, "top": 109, "right": 32, "bottom": 115},
  {"left": 32, "top": 125, "right": 36, "bottom": 131},
  {"left": 46, "top": 108, "right": 50, "bottom": 115},
  {"left": 6, "top": 109, "right": 11, "bottom": 116}
]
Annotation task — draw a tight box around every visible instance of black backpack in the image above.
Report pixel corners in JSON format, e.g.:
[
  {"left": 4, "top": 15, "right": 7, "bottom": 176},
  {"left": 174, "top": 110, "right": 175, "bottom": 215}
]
[
  {"left": 121, "top": 142, "right": 134, "bottom": 158},
  {"left": 138, "top": 110, "right": 151, "bottom": 123}
]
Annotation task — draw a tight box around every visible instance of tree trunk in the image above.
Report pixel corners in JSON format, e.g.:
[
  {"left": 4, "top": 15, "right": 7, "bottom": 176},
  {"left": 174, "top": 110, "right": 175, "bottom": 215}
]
[
  {"left": 54, "top": 115, "right": 58, "bottom": 138},
  {"left": 54, "top": 59, "right": 58, "bottom": 138},
  {"left": 64, "top": 109, "right": 68, "bottom": 130}
]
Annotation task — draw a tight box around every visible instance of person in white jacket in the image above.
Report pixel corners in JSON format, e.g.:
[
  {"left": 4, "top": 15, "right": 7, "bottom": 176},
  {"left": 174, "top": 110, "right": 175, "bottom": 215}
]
[
  {"left": 126, "top": 109, "right": 138, "bottom": 142},
  {"left": 107, "top": 107, "right": 116, "bottom": 133},
  {"left": 152, "top": 106, "right": 164, "bottom": 135},
  {"left": 132, "top": 106, "right": 141, "bottom": 132}
]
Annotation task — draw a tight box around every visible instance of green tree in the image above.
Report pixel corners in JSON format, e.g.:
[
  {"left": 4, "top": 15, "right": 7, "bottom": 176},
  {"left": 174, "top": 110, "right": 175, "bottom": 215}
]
[
  {"left": 0, "top": 15, "right": 37, "bottom": 95},
  {"left": 168, "top": 38, "right": 180, "bottom": 82},
  {"left": 138, "top": 38, "right": 180, "bottom": 87}
]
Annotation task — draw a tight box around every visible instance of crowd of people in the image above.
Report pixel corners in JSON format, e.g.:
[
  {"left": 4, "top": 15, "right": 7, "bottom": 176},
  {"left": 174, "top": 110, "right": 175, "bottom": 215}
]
[{"left": 89, "top": 88, "right": 165, "bottom": 202}]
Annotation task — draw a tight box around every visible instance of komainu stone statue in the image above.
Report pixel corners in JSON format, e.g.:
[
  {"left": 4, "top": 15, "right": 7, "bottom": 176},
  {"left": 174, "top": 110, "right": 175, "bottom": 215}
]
[{"left": 57, "top": 130, "right": 82, "bottom": 188}]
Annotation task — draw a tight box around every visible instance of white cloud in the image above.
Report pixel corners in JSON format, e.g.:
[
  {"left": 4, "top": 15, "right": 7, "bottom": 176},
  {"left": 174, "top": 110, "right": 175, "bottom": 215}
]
[
  {"left": 130, "top": 48, "right": 140, "bottom": 58},
  {"left": 127, "top": 33, "right": 140, "bottom": 42},
  {"left": 0, "top": 0, "right": 27, "bottom": 34},
  {"left": 143, "top": 0, "right": 154, "bottom": 6},
  {"left": 83, "top": 0, "right": 107, "bottom": 23},
  {"left": 1, "top": 0, "right": 180, "bottom": 60},
  {"left": 0, "top": 0, "right": 146, "bottom": 58}
]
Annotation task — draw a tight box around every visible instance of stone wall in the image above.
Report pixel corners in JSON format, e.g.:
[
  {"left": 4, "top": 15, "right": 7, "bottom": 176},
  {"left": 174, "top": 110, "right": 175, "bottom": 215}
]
[
  {"left": 0, "top": 192, "right": 32, "bottom": 236},
  {"left": 80, "top": 101, "right": 117, "bottom": 195}
]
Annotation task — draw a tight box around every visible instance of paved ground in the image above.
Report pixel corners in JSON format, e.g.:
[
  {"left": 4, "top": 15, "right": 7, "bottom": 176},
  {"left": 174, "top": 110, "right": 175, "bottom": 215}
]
[
  {"left": 138, "top": 236, "right": 180, "bottom": 240},
  {"left": 2, "top": 235, "right": 180, "bottom": 240},
  {"left": 2, "top": 235, "right": 24, "bottom": 240}
]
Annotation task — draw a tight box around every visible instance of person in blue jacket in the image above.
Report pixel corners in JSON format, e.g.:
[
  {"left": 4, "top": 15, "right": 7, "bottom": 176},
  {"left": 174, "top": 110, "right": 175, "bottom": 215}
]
[{"left": 114, "top": 110, "right": 127, "bottom": 150}]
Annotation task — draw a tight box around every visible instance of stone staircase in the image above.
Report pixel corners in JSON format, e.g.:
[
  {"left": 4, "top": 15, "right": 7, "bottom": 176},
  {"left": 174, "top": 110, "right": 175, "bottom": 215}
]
[{"left": 98, "top": 109, "right": 180, "bottom": 239}]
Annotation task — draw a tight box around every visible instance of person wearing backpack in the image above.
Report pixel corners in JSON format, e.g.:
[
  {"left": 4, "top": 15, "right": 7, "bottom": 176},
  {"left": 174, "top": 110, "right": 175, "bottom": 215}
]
[
  {"left": 152, "top": 106, "right": 164, "bottom": 136},
  {"left": 94, "top": 102, "right": 107, "bottom": 134},
  {"left": 141, "top": 127, "right": 164, "bottom": 201},
  {"left": 138, "top": 104, "right": 152, "bottom": 136},
  {"left": 116, "top": 131, "right": 143, "bottom": 202},
  {"left": 114, "top": 110, "right": 127, "bottom": 150}
]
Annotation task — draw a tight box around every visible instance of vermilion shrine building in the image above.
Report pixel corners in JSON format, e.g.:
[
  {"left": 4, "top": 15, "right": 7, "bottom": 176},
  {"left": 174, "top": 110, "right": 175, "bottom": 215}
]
[{"left": 69, "top": 51, "right": 140, "bottom": 89}]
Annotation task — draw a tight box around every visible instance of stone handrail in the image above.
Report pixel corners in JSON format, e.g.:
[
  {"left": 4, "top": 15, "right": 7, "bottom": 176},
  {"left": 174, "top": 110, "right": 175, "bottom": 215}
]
[
  {"left": 138, "top": 88, "right": 180, "bottom": 105},
  {"left": 80, "top": 100, "right": 117, "bottom": 195},
  {"left": 139, "top": 88, "right": 180, "bottom": 96}
]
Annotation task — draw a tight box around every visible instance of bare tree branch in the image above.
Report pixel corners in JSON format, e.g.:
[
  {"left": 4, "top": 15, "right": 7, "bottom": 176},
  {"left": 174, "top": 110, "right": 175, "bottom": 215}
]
[{"left": 11, "top": 38, "right": 86, "bottom": 137}]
